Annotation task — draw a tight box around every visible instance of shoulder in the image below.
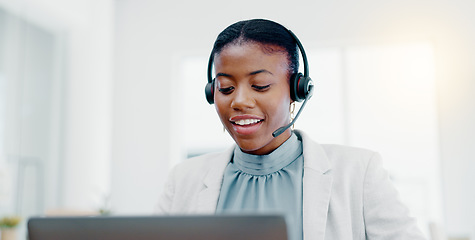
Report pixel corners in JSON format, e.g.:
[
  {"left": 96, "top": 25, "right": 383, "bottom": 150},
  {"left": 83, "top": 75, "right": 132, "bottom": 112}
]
[
  {"left": 320, "top": 144, "right": 381, "bottom": 168},
  {"left": 167, "top": 147, "right": 234, "bottom": 182},
  {"left": 296, "top": 130, "right": 383, "bottom": 184},
  {"left": 175, "top": 151, "right": 226, "bottom": 170},
  {"left": 320, "top": 144, "right": 382, "bottom": 184},
  {"left": 156, "top": 148, "right": 233, "bottom": 214},
  {"left": 321, "top": 144, "right": 379, "bottom": 161},
  {"left": 296, "top": 130, "right": 378, "bottom": 159},
  {"left": 296, "top": 130, "right": 380, "bottom": 172}
]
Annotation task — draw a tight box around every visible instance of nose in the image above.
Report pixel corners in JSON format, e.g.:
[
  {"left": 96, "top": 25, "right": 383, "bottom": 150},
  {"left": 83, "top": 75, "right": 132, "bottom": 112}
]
[{"left": 230, "top": 86, "right": 255, "bottom": 110}]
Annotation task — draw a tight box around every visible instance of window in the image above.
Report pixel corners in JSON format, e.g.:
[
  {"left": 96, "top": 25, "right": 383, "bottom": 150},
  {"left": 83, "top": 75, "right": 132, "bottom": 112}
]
[{"left": 0, "top": 7, "right": 65, "bottom": 219}]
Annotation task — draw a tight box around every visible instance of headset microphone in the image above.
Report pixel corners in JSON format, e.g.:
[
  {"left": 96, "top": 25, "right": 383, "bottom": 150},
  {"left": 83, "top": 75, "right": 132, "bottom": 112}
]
[{"left": 272, "top": 83, "right": 314, "bottom": 138}]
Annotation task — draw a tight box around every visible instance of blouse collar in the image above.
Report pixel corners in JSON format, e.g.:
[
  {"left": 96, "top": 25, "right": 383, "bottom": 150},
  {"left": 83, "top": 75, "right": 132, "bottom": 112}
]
[{"left": 233, "top": 132, "right": 302, "bottom": 175}]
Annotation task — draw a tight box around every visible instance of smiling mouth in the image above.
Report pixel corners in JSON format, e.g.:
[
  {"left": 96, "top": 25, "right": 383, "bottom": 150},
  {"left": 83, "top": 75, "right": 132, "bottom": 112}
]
[{"left": 232, "top": 119, "right": 263, "bottom": 126}]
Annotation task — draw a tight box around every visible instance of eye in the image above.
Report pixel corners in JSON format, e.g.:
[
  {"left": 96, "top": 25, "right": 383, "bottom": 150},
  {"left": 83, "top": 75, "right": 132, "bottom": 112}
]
[
  {"left": 252, "top": 84, "right": 271, "bottom": 91},
  {"left": 218, "top": 86, "right": 234, "bottom": 94}
]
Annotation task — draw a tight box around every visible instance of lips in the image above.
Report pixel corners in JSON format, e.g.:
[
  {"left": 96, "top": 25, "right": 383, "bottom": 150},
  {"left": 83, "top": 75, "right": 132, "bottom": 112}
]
[{"left": 229, "top": 115, "right": 264, "bottom": 135}]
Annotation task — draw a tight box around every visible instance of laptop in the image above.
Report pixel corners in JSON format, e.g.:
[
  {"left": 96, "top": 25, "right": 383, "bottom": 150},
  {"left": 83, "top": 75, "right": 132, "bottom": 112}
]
[{"left": 28, "top": 214, "right": 288, "bottom": 240}]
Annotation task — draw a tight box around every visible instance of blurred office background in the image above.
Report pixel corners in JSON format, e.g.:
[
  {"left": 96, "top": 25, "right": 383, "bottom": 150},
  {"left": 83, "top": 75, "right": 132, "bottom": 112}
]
[{"left": 0, "top": 0, "right": 474, "bottom": 239}]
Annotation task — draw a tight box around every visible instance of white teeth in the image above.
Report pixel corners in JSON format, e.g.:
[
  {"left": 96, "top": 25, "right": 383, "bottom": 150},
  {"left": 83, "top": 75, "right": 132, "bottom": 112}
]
[{"left": 234, "top": 119, "right": 261, "bottom": 126}]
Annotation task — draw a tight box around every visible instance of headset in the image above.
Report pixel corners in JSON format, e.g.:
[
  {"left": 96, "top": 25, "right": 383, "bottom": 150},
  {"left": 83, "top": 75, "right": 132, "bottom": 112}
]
[{"left": 204, "top": 26, "right": 314, "bottom": 137}]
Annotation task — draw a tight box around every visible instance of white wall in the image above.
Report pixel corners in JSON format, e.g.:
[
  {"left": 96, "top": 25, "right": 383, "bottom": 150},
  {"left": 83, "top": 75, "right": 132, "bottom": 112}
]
[
  {"left": 62, "top": 0, "right": 114, "bottom": 211},
  {"left": 111, "top": 1, "right": 172, "bottom": 213},
  {"left": 113, "top": 0, "right": 475, "bottom": 237},
  {"left": 0, "top": 0, "right": 115, "bottom": 212}
]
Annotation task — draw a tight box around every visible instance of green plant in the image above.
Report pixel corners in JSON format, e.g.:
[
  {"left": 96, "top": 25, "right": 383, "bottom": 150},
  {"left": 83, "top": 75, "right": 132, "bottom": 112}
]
[{"left": 0, "top": 216, "right": 21, "bottom": 228}]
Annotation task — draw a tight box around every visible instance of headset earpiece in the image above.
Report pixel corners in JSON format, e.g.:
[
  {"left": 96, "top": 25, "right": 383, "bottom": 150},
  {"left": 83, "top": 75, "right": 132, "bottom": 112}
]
[
  {"left": 301, "top": 76, "right": 314, "bottom": 100},
  {"left": 290, "top": 73, "right": 314, "bottom": 102},
  {"left": 290, "top": 73, "right": 301, "bottom": 102},
  {"left": 205, "top": 50, "right": 216, "bottom": 104},
  {"left": 205, "top": 79, "right": 215, "bottom": 104}
]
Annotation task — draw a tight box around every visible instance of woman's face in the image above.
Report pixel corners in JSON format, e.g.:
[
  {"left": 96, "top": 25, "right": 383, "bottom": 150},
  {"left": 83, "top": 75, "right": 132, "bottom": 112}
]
[{"left": 214, "top": 42, "right": 292, "bottom": 155}]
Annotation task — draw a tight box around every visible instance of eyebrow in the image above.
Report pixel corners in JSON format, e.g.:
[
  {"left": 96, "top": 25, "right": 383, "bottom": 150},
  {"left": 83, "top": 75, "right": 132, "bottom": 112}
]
[
  {"left": 216, "top": 73, "right": 232, "bottom": 78},
  {"left": 250, "top": 69, "right": 273, "bottom": 76},
  {"left": 215, "top": 69, "right": 273, "bottom": 78}
]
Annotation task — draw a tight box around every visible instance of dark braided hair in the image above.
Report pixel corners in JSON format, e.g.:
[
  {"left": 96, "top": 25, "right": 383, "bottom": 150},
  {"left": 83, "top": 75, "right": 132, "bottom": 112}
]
[{"left": 211, "top": 19, "right": 299, "bottom": 76}]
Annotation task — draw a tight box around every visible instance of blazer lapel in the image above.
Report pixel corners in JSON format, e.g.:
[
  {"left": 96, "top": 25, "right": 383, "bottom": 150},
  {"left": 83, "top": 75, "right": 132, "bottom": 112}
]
[
  {"left": 196, "top": 146, "right": 234, "bottom": 214},
  {"left": 296, "top": 130, "right": 333, "bottom": 240}
]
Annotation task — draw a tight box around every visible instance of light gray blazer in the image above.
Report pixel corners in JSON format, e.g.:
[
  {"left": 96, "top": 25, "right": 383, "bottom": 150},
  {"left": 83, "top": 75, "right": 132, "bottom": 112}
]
[{"left": 156, "top": 130, "right": 426, "bottom": 240}]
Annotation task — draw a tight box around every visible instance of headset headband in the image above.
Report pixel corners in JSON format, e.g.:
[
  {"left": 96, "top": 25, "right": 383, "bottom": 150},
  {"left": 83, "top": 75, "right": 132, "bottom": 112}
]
[{"left": 207, "top": 28, "right": 308, "bottom": 83}]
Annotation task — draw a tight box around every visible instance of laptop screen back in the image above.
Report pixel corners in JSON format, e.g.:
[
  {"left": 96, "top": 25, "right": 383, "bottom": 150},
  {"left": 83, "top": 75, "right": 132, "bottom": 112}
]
[{"left": 28, "top": 214, "right": 288, "bottom": 240}]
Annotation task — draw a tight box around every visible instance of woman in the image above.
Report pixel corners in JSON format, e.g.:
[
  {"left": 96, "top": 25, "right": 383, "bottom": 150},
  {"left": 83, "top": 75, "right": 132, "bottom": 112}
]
[{"left": 157, "top": 19, "right": 426, "bottom": 240}]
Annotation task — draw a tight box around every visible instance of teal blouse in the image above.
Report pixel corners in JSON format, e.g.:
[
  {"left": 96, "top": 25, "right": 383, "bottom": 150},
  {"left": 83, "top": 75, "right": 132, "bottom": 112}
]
[{"left": 216, "top": 133, "right": 304, "bottom": 240}]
